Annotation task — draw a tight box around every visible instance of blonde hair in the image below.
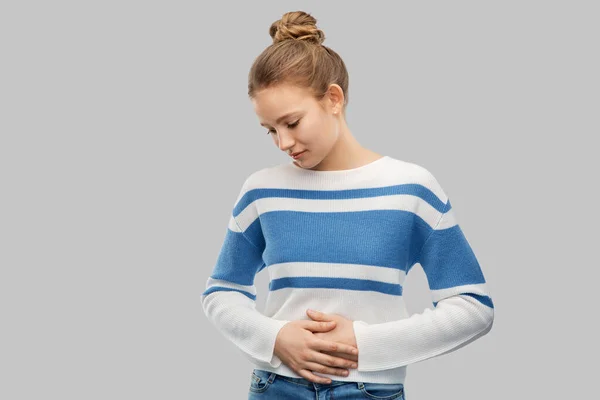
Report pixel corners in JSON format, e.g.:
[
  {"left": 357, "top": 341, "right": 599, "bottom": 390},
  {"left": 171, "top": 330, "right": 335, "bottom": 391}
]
[{"left": 247, "top": 11, "right": 350, "bottom": 114}]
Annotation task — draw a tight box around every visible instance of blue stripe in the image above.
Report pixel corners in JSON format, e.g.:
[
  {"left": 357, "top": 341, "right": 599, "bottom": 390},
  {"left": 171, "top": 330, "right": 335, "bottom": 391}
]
[
  {"left": 270, "top": 276, "right": 403, "bottom": 296},
  {"left": 233, "top": 184, "right": 448, "bottom": 217},
  {"left": 433, "top": 293, "right": 494, "bottom": 309},
  {"left": 418, "top": 223, "right": 486, "bottom": 290},
  {"left": 466, "top": 293, "right": 494, "bottom": 308},
  {"left": 202, "top": 286, "right": 256, "bottom": 301},
  {"left": 256, "top": 210, "right": 426, "bottom": 272},
  {"left": 210, "top": 227, "right": 265, "bottom": 286}
]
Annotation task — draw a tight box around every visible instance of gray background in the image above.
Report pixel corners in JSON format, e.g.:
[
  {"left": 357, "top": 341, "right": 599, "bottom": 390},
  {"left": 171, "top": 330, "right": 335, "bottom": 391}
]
[{"left": 1, "top": 1, "right": 597, "bottom": 398}]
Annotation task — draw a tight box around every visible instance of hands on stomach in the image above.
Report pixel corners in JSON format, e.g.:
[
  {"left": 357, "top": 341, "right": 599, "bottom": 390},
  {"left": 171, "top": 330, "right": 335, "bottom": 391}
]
[{"left": 274, "top": 310, "right": 359, "bottom": 384}]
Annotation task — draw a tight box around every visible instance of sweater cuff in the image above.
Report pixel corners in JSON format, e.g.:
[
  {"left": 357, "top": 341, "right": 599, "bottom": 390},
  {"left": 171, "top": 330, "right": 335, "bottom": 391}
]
[
  {"left": 263, "top": 319, "right": 290, "bottom": 368},
  {"left": 353, "top": 320, "right": 380, "bottom": 371}
]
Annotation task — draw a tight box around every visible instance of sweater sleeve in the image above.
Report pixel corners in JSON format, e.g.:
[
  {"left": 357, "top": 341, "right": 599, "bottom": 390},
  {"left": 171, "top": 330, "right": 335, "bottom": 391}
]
[
  {"left": 201, "top": 177, "right": 290, "bottom": 368},
  {"left": 352, "top": 173, "right": 495, "bottom": 372}
]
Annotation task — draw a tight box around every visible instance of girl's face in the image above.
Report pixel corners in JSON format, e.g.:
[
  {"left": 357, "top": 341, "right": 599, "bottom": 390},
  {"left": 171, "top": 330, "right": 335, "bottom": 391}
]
[{"left": 251, "top": 83, "right": 340, "bottom": 169}]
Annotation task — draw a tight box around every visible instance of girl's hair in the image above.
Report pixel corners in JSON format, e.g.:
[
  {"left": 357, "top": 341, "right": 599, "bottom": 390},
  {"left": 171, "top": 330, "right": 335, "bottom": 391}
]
[{"left": 247, "top": 11, "right": 350, "bottom": 114}]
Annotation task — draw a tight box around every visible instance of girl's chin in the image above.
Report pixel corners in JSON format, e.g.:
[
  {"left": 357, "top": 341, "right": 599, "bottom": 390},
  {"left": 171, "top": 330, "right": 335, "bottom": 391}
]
[{"left": 293, "top": 154, "right": 310, "bottom": 165}]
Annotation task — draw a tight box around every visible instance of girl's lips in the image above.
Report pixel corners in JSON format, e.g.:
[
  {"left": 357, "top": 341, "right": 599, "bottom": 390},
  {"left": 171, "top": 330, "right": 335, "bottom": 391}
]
[{"left": 291, "top": 150, "right": 306, "bottom": 159}]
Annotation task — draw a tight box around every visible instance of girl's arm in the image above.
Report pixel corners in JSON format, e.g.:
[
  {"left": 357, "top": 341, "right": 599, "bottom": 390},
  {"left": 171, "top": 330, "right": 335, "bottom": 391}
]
[
  {"left": 202, "top": 177, "right": 290, "bottom": 368},
  {"left": 352, "top": 171, "right": 495, "bottom": 372}
]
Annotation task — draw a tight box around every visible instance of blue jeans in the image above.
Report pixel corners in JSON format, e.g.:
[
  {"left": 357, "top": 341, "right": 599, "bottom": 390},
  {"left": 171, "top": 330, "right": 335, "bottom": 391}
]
[{"left": 248, "top": 369, "right": 406, "bottom": 399}]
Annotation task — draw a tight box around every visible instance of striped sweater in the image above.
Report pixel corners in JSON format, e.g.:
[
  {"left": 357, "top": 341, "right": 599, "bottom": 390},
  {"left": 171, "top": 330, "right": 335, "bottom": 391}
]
[{"left": 201, "top": 155, "right": 494, "bottom": 384}]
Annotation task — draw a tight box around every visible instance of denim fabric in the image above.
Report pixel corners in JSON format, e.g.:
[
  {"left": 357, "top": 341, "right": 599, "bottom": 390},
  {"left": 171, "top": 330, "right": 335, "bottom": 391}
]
[{"left": 248, "top": 369, "right": 405, "bottom": 399}]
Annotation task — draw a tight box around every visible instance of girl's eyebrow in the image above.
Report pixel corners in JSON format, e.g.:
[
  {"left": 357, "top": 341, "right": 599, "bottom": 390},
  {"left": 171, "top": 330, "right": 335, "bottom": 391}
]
[{"left": 260, "top": 111, "right": 301, "bottom": 127}]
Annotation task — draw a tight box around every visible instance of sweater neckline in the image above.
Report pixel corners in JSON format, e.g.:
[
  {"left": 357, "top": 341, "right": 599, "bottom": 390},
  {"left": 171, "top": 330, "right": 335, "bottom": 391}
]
[
  {"left": 283, "top": 155, "right": 390, "bottom": 186},
  {"left": 289, "top": 155, "right": 389, "bottom": 175}
]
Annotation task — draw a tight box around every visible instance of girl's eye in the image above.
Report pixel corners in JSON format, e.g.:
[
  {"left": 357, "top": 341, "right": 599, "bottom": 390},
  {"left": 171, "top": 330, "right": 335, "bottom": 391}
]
[{"left": 266, "top": 120, "right": 300, "bottom": 135}]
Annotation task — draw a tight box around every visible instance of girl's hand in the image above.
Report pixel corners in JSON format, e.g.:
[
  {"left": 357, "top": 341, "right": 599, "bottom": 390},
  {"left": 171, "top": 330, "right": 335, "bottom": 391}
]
[
  {"left": 306, "top": 309, "right": 359, "bottom": 363},
  {"left": 274, "top": 319, "right": 359, "bottom": 384}
]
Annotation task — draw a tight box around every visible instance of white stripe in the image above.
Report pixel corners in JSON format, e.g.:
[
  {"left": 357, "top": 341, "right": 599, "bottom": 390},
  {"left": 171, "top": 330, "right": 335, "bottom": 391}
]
[
  {"left": 250, "top": 158, "right": 443, "bottom": 195},
  {"left": 437, "top": 207, "right": 458, "bottom": 229},
  {"left": 228, "top": 215, "right": 241, "bottom": 232},
  {"left": 263, "top": 287, "right": 410, "bottom": 321},
  {"left": 234, "top": 194, "right": 454, "bottom": 232},
  {"left": 235, "top": 203, "right": 260, "bottom": 233}
]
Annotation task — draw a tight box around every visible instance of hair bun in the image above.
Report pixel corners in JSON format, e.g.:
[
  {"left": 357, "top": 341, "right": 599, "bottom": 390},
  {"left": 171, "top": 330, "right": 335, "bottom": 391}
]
[{"left": 269, "top": 11, "right": 325, "bottom": 45}]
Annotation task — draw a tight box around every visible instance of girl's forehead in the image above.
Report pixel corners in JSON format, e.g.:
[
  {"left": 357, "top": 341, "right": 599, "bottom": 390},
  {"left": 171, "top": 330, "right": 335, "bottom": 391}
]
[
  {"left": 253, "top": 89, "right": 314, "bottom": 120},
  {"left": 255, "top": 84, "right": 309, "bottom": 101}
]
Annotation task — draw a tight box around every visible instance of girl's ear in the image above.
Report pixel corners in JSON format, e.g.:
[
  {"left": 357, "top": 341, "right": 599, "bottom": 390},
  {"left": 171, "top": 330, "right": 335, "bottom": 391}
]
[{"left": 326, "top": 83, "right": 344, "bottom": 114}]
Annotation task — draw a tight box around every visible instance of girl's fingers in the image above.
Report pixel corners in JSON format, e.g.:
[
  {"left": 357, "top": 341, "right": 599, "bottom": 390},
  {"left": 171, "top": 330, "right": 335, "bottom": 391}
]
[
  {"left": 312, "top": 338, "right": 358, "bottom": 356},
  {"left": 323, "top": 349, "right": 358, "bottom": 363},
  {"left": 297, "top": 368, "right": 332, "bottom": 384},
  {"left": 310, "top": 348, "right": 358, "bottom": 370},
  {"left": 304, "top": 320, "right": 336, "bottom": 332},
  {"left": 302, "top": 361, "right": 350, "bottom": 378}
]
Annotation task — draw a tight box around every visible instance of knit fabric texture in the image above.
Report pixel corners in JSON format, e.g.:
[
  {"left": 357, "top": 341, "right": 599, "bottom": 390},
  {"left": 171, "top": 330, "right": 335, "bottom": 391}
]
[{"left": 202, "top": 155, "right": 494, "bottom": 384}]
